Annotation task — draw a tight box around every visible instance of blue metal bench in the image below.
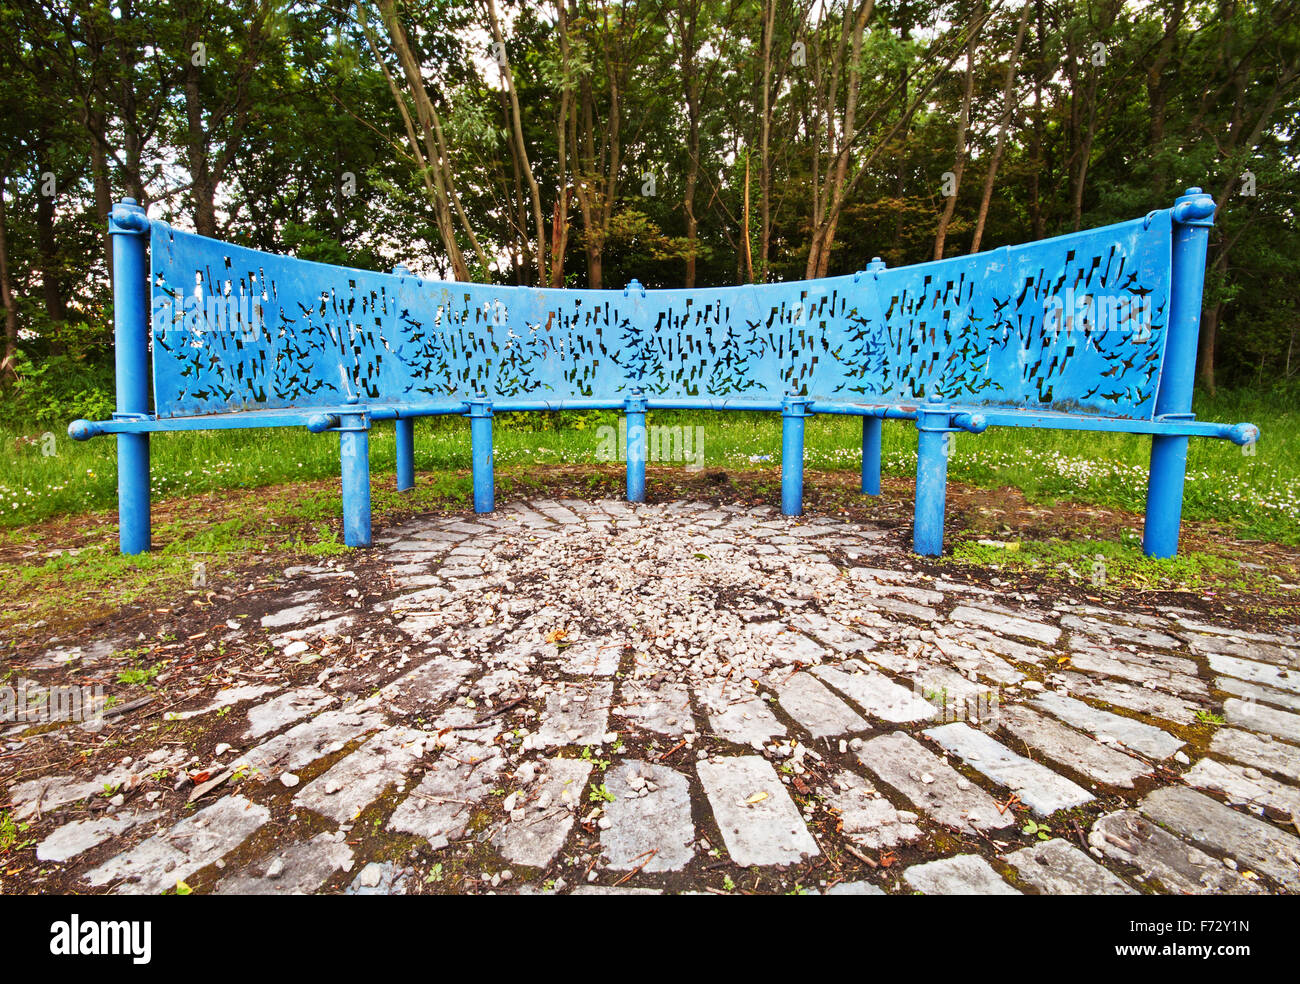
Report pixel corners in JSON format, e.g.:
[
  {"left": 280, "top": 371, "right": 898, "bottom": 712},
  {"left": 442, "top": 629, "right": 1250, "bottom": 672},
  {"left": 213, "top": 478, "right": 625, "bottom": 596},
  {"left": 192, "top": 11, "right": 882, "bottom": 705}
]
[{"left": 70, "top": 187, "right": 1256, "bottom": 558}]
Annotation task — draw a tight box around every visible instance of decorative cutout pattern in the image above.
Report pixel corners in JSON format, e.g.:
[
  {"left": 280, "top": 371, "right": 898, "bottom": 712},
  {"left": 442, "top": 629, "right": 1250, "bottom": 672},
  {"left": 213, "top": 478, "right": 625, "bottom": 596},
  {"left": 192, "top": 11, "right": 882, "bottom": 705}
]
[{"left": 150, "top": 213, "right": 1172, "bottom": 420}]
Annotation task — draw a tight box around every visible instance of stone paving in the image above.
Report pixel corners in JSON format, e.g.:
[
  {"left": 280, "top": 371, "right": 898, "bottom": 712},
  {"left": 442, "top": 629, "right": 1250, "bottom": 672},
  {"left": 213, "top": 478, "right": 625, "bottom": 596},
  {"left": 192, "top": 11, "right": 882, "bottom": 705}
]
[{"left": 5, "top": 498, "right": 1300, "bottom": 895}]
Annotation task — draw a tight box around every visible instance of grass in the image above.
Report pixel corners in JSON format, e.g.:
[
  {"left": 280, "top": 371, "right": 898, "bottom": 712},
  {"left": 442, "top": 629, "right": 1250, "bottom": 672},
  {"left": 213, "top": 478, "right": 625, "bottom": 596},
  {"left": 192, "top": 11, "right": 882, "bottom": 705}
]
[
  {"left": 1, "top": 387, "right": 1296, "bottom": 543},
  {"left": 948, "top": 537, "right": 1282, "bottom": 596}
]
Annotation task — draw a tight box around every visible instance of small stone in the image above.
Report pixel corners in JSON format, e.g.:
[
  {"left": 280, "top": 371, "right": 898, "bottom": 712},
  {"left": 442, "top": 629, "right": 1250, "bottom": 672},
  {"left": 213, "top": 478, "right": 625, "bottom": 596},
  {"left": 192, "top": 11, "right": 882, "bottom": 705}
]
[
  {"left": 280, "top": 773, "right": 300, "bottom": 788},
  {"left": 1174, "top": 751, "right": 1190, "bottom": 766},
  {"left": 266, "top": 858, "right": 285, "bottom": 879}
]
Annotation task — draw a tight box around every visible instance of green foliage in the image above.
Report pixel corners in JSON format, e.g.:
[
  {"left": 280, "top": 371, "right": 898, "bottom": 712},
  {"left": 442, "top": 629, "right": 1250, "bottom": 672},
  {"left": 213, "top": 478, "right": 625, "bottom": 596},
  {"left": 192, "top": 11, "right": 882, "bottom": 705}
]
[
  {"left": 8, "top": 328, "right": 114, "bottom": 425},
  {"left": 0, "top": 810, "right": 33, "bottom": 852},
  {"left": 1022, "top": 820, "right": 1052, "bottom": 841}
]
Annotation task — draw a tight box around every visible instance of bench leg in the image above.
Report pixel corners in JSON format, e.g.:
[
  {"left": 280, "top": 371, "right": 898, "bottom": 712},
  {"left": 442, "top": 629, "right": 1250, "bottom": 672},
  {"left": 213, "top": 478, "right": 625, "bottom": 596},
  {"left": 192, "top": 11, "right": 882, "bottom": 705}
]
[
  {"left": 861, "top": 416, "right": 882, "bottom": 495},
  {"left": 118, "top": 432, "right": 151, "bottom": 555},
  {"left": 395, "top": 417, "right": 415, "bottom": 491},
  {"left": 781, "top": 396, "right": 808, "bottom": 516},
  {"left": 913, "top": 412, "right": 950, "bottom": 556},
  {"left": 470, "top": 397, "right": 495, "bottom": 513},
  {"left": 1142, "top": 434, "right": 1188, "bottom": 558},
  {"left": 339, "top": 414, "right": 372, "bottom": 548},
  {"left": 625, "top": 404, "right": 647, "bottom": 503}
]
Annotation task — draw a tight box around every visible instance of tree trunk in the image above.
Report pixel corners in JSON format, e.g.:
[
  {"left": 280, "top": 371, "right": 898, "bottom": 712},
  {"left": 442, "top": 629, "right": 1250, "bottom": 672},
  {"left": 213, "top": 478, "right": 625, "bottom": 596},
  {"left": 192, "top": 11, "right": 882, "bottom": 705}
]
[
  {"left": 549, "top": 0, "right": 573, "bottom": 288},
  {"left": 33, "top": 140, "right": 65, "bottom": 323},
  {"left": 486, "top": 0, "right": 548, "bottom": 285},
  {"left": 89, "top": 110, "right": 113, "bottom": 277},
  {"left": 183, "top": 51, "right": 218, "bottom": 238},
  {"left": 1029, "top": 0, "right": 1046, "bottom": 239},
  {"left": 0, "top": 171, "right": 18, "bottom": 382},
  {"left": 371, "top": 0, "right": 487, "bottom": 280},
  {"left": 970, "top": 0, "right": 1030, "bottom": 254},
  {"left": 758, "top": 0, "right": 775, "bottom": 280},
  {"left": 933, "top": 29, "right": 976, "bottom": 261}
]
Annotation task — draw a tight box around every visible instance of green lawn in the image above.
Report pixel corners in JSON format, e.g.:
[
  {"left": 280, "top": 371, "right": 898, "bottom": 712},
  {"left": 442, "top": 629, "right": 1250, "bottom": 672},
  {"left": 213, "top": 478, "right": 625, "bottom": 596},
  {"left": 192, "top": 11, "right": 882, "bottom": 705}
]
[{"left": 1, "top": 387, "right": 1296, "bottom": 544}]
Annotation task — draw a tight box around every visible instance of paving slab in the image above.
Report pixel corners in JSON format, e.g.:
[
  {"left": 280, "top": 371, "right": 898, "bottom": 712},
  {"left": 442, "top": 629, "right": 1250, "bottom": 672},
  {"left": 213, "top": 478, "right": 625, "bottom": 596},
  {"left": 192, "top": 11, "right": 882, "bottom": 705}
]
[
  {"left": 245, "top": 687, "right": 336, "bottom": 740},
  {"left": 856, "top": 732, "right": 1013, "bottom": 833},
  {"left": 615, "top": 681, "right": 696, "bottom": 736},
  {"left": 1216, "top": 676, "right": 1300, "bottom": 712},
  {"left": 492, "top": 758, "right": 592, "bottom": 867},
  {"left": 1188, "top": 633, "right": 1300, "bottom": 670},
  {"left": 239, "top": 707, "right": 386, "bottom": 777},
  {"left": 822, "top": 881, "right": 887, "bottom": 895},
  {"left": 773, "top": 673, "right": 869, "bottom": 737},
  {"left": 1033, "top": 692, "right": 1183, "bottom": 759},
  {"left": 20, "top": 498, "right": 1300, "bottom": 897},
  {"left": 997, "top": 704, "right": 1151, "bottom": 788},
  {"left": 1224, "top": 698, "right": 1300, "bottom": 742},
  {"left": 811, "top": 663, "right": 936, "bottom": 723},
  {"left": 1208, "top": 652, "right": 1300, "bottom": 694},
  {"left": 294, "top": 726, "right": 431, "bottom": 824},
  {"left": 923, "top": 722, "right": 1093, "bottom": 815},
  {"left": 1065, "top": 647, "right": 1206, "bottom": 697},
  {"left": 600, "top": 760, "right": 695, "bottom": 872},
  {"left": 1140, "top": 786, "right": 1300, "bottom": 888},
  {"left": 697, "top": 755, "right": 819, "bottom": 867},
  {"left": 214, "top": 833, "right": 353, "bottom": 894},
  {"left": 85, "top": 795, "right": 269, "bottom": 895},
  {"left": 696, "top": 679, "right": 788, "bottom": 744},
  {"left": 1209, "top": 728, "right": 1300, "bottom": 778},
  {"left": 825, "top": 770, "right": 923, "bottom": 850},
  {"left": 1089, "top": 810, "right": 1262, "bottom": 895},
  {"left": 1060, "top": 614, "right": 1181, "bottom": 650},
  {"left": 556, "top": 640, "right": 623, "bottom": 677},
  {"left": 377, "top": 658, "right": 476, "bottom": 715},
  {"left": 1006, "top": 838, "right": 1136, "bottom": 895},
  {"left": 1184, "top": 758, "right": 1300, "bottom": 817},
  {"left": 37, "top": 811, "right": 161, "bottom": 863},
  {"left": 903, "top": 855, "right": 1020, "bottom": 895},
  {"left": 1056, "top": 672, "right": 1201, "bottom": 724},
  {"left": 387, "top": 741, "right": 505, "bottom": 849},
  {"left": 534, "top": 681, "right": 615, "bottom": 747},
  {"left": 949, "top": 606, "right": 1061, "bottom": 645}
]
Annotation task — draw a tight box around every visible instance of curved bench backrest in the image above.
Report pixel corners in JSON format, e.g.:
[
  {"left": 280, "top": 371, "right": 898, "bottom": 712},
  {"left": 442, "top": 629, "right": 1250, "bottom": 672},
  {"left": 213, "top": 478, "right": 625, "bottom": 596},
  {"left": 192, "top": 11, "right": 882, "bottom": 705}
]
[{"left": 149, "top": 211, "right": 1173, "bottom": 420}]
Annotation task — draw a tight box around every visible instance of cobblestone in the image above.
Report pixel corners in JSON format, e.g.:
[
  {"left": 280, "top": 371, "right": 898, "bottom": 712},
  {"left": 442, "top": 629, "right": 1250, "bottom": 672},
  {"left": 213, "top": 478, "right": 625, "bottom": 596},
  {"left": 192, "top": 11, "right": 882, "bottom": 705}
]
[{"left": 12, "top": 498, "right": 1296, "bottom": 895}]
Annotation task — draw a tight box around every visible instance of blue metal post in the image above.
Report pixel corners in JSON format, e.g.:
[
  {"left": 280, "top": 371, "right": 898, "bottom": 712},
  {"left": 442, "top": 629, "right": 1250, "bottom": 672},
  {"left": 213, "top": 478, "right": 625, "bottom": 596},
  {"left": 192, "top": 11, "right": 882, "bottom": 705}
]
[
  {"left": 110, "top": 199, "right": 151, "bottom": 555},
  {"left": 338, "top": 406, "right": 372, "bottom": 548},
  {"left": 470, "top": 393, "right": 495, "bottom": 513},
  {"left": 781, "top": 395, "right": 809, "bottom": 516},
  {"left": 625, "top": 388, "right": 647, "bottom": 503},
  {"left": 1143, "top": 187, "right": 1216, "bottom": 558},
  {"left": 395, "top": 417, "right": 415, "bottom": 491},
  {"left": 913, "top": 395, "right": 951, "bottom": 556},
  {"left": 861, "top": 416, "right": 882, "bottom": 495}
]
